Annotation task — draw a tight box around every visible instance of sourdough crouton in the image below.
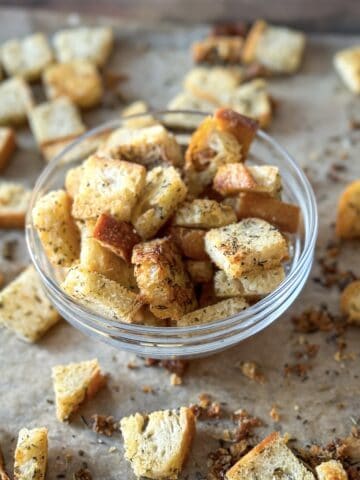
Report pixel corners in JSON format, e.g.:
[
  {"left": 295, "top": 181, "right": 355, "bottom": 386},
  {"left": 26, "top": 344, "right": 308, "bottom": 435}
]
[
  {"left": 65, "top": 165, "right": 84, "bottom": 198},
  {"left": 72, "top": 154, "right": 146, "bottom": 221},
  {"left": 213, "top": 163, "right": 257, "bottom": 196},
  {"left": 132, "top": 238, "right": 197, "bottom": 320},
  {"left": 122, "top": 101, "right": 158, "bottom": 129},
  {"left": 177, "top": 297, "right": 248, "bottom": 326},
  {"left": 43, "top": 60, "right": 103, "bottom": 108},
  {"left": 235, "top": 191, "right": 301, "bottom": 233},
  {"left": 226, "top": 432, "right": 315, "bottom": 480},
  {"left": 192, "top": 36, "right": 244, "bottom": 64},
  {"left": 0, "top": 127, "right": 16, "bottom": 171},
  {"left": 168, "top": 226, "right": 208, "bottom": 260},
  {"left": 132, "top": 166, "right": 188, "bottom": 239},
  {"left": 316, "top": 460, "right": 348, "bottom": 480},
  {"left": 32, "top": 190, "right": 80, "bottom": 267},
  {"left": 61, "top": 266, "right": 142, "bottom": 322},
  {"left": 0, "top": 77, "right": 34, "bottom": 126},
  {"left": 1, "top": 33, "right": 53, "bottom": 81},
  {"left": 173, "top": 199, "right": 236, "bottom": 229},
  {"left": 52, "top": 358, "right": 106, "bottom": 422},
  {"left": 340, "top": 280, "right": 360, "bottom": 325},
  {"left": 0, "top": 265, "right": 60, "bottom": 342},
  {"left": 334, "top": 46, "right": 360, "bottom": 94},
  {"left": 53, "top": 27, "right": 114, "bottom": 67},
  {"left": 120, "top": 407, "right": 196, "bottom": 479},
  {"left": 205, "top": 218, "right": 289, "bottom": 277},
  {"left": 336, "top": 180, "right": 360, "bottom": 239},
  {"left": 0, "top": 181, "right": 31, "bottom": 228},
  {"left": 186, "top": 260, "right": 213, "bottom": 283},
  {"left": 214, "top": 271, "right": 244, "bottom": 298},
  {"left": 14, "top": 427, "right": 48, "bottom": 480},
  {"left": 165, "top": 92, "right": 215, "bottom": 129}
]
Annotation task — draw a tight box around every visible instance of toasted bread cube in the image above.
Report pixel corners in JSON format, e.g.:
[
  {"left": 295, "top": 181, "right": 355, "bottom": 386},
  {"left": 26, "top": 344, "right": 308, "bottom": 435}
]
[
  {"left": 192, "top": 36, "right": 244, "bottom": 64},
  {"left": 165, "top": 92, "right": 216, "bottom": 129},
  {"left": 103, "top": 124, "right": 183, "bottom": 167},
  {"left": 62, "top": 266, "right": 142, "bottom": 322},
  {"left": 1, "top": 33, "right": 53, "bottom": 81},
  {"left": 32, "top": 190, "right": 80, "bottom": 267},
  {"left": 235, "top": 191, "right": 300, "bottom": 233},
  {"left": 121, "top": 407, "right": 196, "bottom": 480},
  {"left": 213, "top": 163, "right": 257, "bottom": 196},
  {"left": 52, "top": 358, "right": 106, "bottom": 422},
  {"left": 173, "top": 199, "right": 236, "bottom": 229},
  {"left": 65, "top": 165, "right": 84, "bottom": 198},
  {"left": 0, "top": 127, "right": 16, "bottom": 171},
  {"left": 93, "top": 214, "right": 141, "bottom": 263},
  {"left": 316, "top": 460, "right": 348, "bottom": 480},
  {"left": 122, "top": 101, "right": 158, "bottom": 129},
  {"left": 177, "top": 297, "right": 248, "bottom": 326},
  {"left": 14, "top": 427, "right": 48, "bottom": 480},
  {"left": 239, "top": 265, "right": 285, "bottom": 297},
  {"left": 214, "top": 270, "right": 244, "bottom": 298},
  {"left": 72, "top": 154, "right": 146, "bottom": 221},
  {"left": 43, "top": 60, "right": 103, "bottom": 108},
  {"left": 0, "top": 77, "right": 34, "bottom": 126},
  {"left": 53, "top": 27, "right": 114, "bottom": 67},
  {"left": 0, "top": 266, "right": 60, "bottom": 342},
  {"left": 132, "top": 166, "right": 188, "bottom": 239},
  {"left": 0, "top": 181, "right": 31, "bottom": 228},
  {"left": 340, "top": 280, "right": 360, "bottom": 325},
  {"left": 168, "top": 226, "right": 208, "bottom": 260},
  {"left": 334, "top": 46, "right": 360, "bottom": 94},
  {"left": 132, "top": 238, "right": 197, "bottom": 320},
  {"left": 186, "top": 260, "right": 213, "bottom": 283},
  {"left": 336, "top": 180, "right": 360, "bottom": 239},
  {"left": 226, "top": 432, "right": 315, "bottom": 480},
  {"left": 247, "top": 165, "right": 282, "bottom": 197},
  {"left": 205, "top": 218, "right": 288, "bottom": 277}
]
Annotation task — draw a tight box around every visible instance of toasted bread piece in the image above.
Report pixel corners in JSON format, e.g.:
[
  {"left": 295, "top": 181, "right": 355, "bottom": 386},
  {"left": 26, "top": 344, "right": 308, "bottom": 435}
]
[
  {"left": 103, "top": 124, "right": 183, "bottom": 167},
  {"left": 213, "top": 163, "right": 257, "bottom": 196},
  {"left": 0, "top": 77, "right": 34, "bottom": 126},
  {"left": 186, "top": 260, "right": 213, "bottom": 283},
  {"left": 316, "top": 460, "right": 348, "bottom": 480},
  {"left": 132, "top": 166, "right": 188, "bottom": 239},
  {"left": 0, "top": 265, "right": 60, "bottom": 342},
  {"left": 122, "top": 101, "right": 158, "bottom": 129},
  {"left": 214, "top": 271, "right": 244, "bottom": 298},
  {"left": 174, "top": 199, "right": 236, "bottom": 229},
  {"left": 177, "top": 296, "right": 248, "bottom": 326},
  {"left": 205, "top": 218, "right": 288, "bottom": 277},
  {"left": 43, "top": 60, "right": 103, "bottom": 108},
  {"left": 53, "top": 27, "right": 114, "bottom": 67},
  {"left": 165, "top": 91, "right": 215, "bottom": 129},
  {"left": 192, "top": 36, "right": 244, "bottom": 64},
  {"left": 235, "top": 191, "right": 300, "bottom": 233},
  {"left": 336, "top": 180, "right": 360, "bottom": 239},
  {"left": 0, "top": 127, "right": 16, "bottom": 171},
  {"left": 226, "top": 432, "right": 315, "bottom": 480},
  {"left": 121, "top": 407, "right": 196, "bottom": 479},
  {"left": 62, "top": 265, "right": 142, "bottom": 322},
  {"left": 0, "top": 181, "right": 31, "bottom": 228},
  {"left": 132, "top": 238, "right": 197, "bottom": 320},
  {"left": 72, "top": 154, "right": 146, "bottom": 221},
  {"left": 334, "top": 46, "right": 360, "bottom": 93},
  {"left": 52, "top": 358, "right": 106, "bottom": 422},
  {"left": 65, "top": 165, "right": 84, "bottom": 198},
  {"left": 340, "top": 280, "right": 360, "bottom": 325},
  {"left": 247, "top": 165, "right": 282, "bottom": 198},
  {"left": 32, "top": 189, "right": 80, "bottom": 267},
  {"left": 242, "top": 20, "right": 267, "bottom": 64},
  {"left": 14, "top": 427, "right": 48, "bottom": 480},
  {"left": 2, "top": 33, "right": 53, "bottom": 81},
  {"left": 93, "top": 214, "right": 141, "bottom": 263},
  {"left": 168, "top": 226, "right": 209, "bottom": 260}
]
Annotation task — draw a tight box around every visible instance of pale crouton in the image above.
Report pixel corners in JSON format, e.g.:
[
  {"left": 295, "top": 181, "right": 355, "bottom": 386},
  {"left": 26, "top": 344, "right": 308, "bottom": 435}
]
[
  {"left": 336, "top": 180, "right": 360, "bottom": 239},
  {"left": 316, "top": 460, "right": 348, "bottom": 480},
  {"left": 132, "top": 166, "right": 188, "bottom": 239},
  {"left": 0, "top": 265, "right": 60, "bottom": 342},
  {"left": 43, "top": 60, "right": 103, "bottom": 108},
  {"left": 238, "top": 265, "right": 285, "bottom": 297},
  {"left": 0, "top": 127, "right": 16, "bottom": 171},
  {"left": 213, "top": 163, "right": 258, "bottom": 196},
  {"left": 173, "top": 199, "right": 236, "bottom": 229},
  {"left": 214, "top": 270, "right": 244, "bottom": 298},
  {"left": 0, "top": 77, "right": 34, "bottom": 126},
  {"left": 32, "top": 189, "right": 80, "bottom": 267},
  {"left": 235, "top": 191, "right": 301, "bottom": 233},
  {"left": 334, "top": 46, "right": 360, "bottom": 94},
  {"left": 0, "top": 181, "right": 31, "bottom": 228},
  {"left": 247, "top": 165, "right": 282, "bottom": 197},
  {"left": 65, "top": 165, "right": 84, "bottom": 198},
  {"left": 14, "top": 427, "right": 48, "bottom": 480},
  {"left": 120, "top": 407, "right": 196, "bottom": 480},
  {"left": 226, "top": 432, "right": 315, "bottom": 480},
  {"left": 53, "top": 27, "right": 114, "bottom": 67},
  {"left": 168, "top": 226, "right": 209, "bottom": 260},
  {"left": 340, "top": 280, "right": 360, "bottom": 325},
  {"left": 205, "top": 218, "right": 288, "bottom": 277},
  {"left": 186, "top": 260, "right": 213, "bottom": 283},
  {"left": 1, "top": 33, "right": 53, "bottom": 81},
  {"left": 165, "top": 92, "right": 215, "bottom": 129},
  {"left": 61, "top": 266, "right": 142, "bottom": 322},
  {"left": 72, "top": 154, "right": 146, "bottom": 221},
  {"left": 103, "top": 124, "right": 183, "bottom": 167},
  {"left": 177, "top": 297, "right": 248, "bottom": 326},
  {"left": 52, "top": 358, "right": 106, "bottom": 422},
  {"left": 122, "top": 101, "right": 158, "bottom": 129},
  {"left": 132, "top": 238, "right": 197, "bottom": 320},
  {"left": 192, "top": 36, "right": 244, "bottom": 64}
]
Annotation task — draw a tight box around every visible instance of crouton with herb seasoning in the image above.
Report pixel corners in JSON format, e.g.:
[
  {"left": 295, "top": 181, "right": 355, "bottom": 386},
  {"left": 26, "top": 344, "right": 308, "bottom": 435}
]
[
  {"left": 120, "top": 407, "right": 196, "bottom": 479},
  {"left": 14, "top": 427, "right": 48, "bottom": 480},
  {"left": 340, "top": 280, "right": 360, "bottom": 325},
  {"left": 316, "top": 460, "right": 348, "bottom": 480},
  {"left": 0, "top": 77, "right": 34, "bottom": 126},
  {"left": 336, "top": 180, "right": 360, "bottom": 239},
  {"left": 173, "top": 199, "right": 236, "bottom": 229},
  {"left": 65, "top": 164, "right": 84, "bottom": 198},
  {"left": 177, "top": 297, "right": 248, "bottom": 326},
  {"left": 0, "top": 181, "right": 31, "bottom": 228},
  {"left": 0, "top": 127, "right": 16, "bottom": 172},
  {"left": 168, "top": 226, "right": 209, "bottom": 260}
]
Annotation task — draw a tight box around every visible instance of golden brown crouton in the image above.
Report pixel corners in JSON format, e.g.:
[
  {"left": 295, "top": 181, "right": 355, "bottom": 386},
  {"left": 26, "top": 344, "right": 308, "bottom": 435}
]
[
  {"left": 0, "top": 127, "right": 16, "bottom": 171},
  {"left": 173, "top": 199, "right": 236, "bottom": 229},
  {"left": 247, "top": 165, "right": 282, "bottom": 198},
  {"left": 213, "top": 163, "right": 257, "bottom": 196},
  {"left": 64, "top": 165, "right": 84, "bottom": 198},
  {"left": 0, "top": 181, "right": 31, "bottom": 228},
  {"left": 185, "top": 260, "right": 213, "bottom": 283},
  {"left": 177, "top": 297, "right": 248, "bottom": 326},
  {"left": 213, "top": 270, "right": 244, "bottom": 298},
  {"left": 192, "top": 36, "right": 244, "bottom": 64},
  {"left": 334, "top": 46, "right": 360, "bottom": 93},
  {"left": 14, "top": 427, "right": 48, "bottom": 480},
  {"left": 340, "top": 280, "right": 360, "bottom": 325},
  {"left": 336, "top": 180, "right": 360, "bottom": 239},
  {"left": 168, "top": 226, "right": 209, "bottom": 260},
  {"left": 316, "top": 460, "right": 348, "bottom": 480}
]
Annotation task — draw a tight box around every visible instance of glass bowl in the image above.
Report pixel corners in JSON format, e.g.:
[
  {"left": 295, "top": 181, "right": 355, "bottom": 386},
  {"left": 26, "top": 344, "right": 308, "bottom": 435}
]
[{"left": 26, "top": 110, "right": 318, "bottom": 359}]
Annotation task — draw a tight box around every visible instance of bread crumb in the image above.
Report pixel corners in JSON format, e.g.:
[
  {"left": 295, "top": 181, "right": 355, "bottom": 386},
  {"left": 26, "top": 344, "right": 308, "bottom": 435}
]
[
  {"left": 239, "top": 361, "right": 266, "bottom": 384},
  {"left": 170, "top": 373, "right": 182, "bottom": 386},
  {"left": 269, "top": 405, "right": 281, "bottom": 422},
  {"left": 142, "top": 385, "right": 154, "bottom": 394},
  {"left": 73, "top": 468, "right": 92, "bottom": 480},
  {"left": 90, "top": 414, "right": 118, "bottom": 436}
]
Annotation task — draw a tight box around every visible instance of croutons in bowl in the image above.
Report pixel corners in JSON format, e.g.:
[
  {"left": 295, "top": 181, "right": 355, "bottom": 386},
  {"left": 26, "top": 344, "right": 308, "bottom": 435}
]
[{"left": 26, "top": 109, "right": 317, "bottom": 358}]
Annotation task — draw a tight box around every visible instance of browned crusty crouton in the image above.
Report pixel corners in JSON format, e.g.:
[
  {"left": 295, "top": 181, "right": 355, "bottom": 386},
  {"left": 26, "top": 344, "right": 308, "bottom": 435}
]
[
  {"left": 192, "top": 36, "right": 244, "bottom": 64},
  {"left": 336, "top": 180, "right": 360, "bottom": 239},
  {"left": 173, "top": 199, "right": 236, "bottom": 229},
  {"left": 0, "top": 127, "right": 16, "bottom": 171},
  {"left": 185, "top": 260, "right": 213, "bottom": 283},
  {"left": 340, "top": 280, "right": 360, "bottom": 325},
  {"left": 316, "top": 460, "right": 348, "bottom": 480},
  {"left": 213, "top": 163, "right": 257, "bottom": 196},
  {"left": 168, "top": 226, "right": 209, "bottom": 260}
]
